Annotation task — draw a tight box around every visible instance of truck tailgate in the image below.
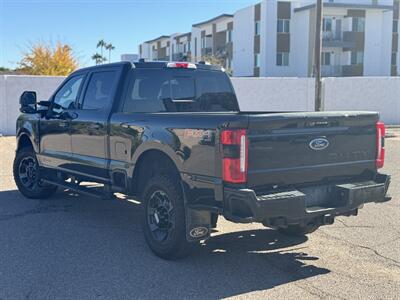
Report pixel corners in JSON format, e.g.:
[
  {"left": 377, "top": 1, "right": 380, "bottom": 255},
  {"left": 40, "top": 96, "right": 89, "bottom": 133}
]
[{"left": 246, "top": 111, "right": 379, "bottom": 190}]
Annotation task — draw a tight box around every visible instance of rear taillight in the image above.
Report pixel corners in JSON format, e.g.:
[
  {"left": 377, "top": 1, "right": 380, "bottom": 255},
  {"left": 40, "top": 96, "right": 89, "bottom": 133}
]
[
  {"left": 376, "top": 121, "right": 385, "bottom": 169},
  {"left": 221, "top": 129, "right": 248, "bottom": 184}
]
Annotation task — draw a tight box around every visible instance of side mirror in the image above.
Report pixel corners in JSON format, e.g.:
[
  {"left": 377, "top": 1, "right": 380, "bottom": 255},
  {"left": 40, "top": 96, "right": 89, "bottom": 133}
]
[{"left": 20, "top": 91, "right": 37, "bottom": 113}]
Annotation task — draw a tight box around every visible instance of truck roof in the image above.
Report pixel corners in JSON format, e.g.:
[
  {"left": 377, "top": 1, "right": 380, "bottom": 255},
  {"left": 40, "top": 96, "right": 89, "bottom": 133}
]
[{"left": 72, "top": 61, "right": 223, "bottom": 75}]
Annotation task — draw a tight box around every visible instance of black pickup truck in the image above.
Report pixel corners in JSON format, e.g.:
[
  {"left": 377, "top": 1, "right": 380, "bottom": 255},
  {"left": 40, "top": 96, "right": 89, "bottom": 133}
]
[{"left": 14, "top": 61, "right": 390, "bottom": 259}]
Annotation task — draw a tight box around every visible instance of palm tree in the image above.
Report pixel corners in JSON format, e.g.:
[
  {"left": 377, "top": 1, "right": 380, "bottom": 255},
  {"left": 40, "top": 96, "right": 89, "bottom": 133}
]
[
  {"left": 105, "top": 43, "right": 115, "bottom": 62},
  {"left": 91, "top": 53, "right": 106, "bottom": 65},
  {"left": 96, "top": 39, "right": 106, "bottom": 58}
]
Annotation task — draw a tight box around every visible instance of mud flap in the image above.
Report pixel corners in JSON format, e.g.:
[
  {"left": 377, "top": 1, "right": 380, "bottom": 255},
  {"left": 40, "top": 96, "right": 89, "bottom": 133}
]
[
  {"left": 185, "top": 207, "right": 212, "bottom": 242},
  {"left": 180, "top": 181, "right": 211, "bottom": 242}
]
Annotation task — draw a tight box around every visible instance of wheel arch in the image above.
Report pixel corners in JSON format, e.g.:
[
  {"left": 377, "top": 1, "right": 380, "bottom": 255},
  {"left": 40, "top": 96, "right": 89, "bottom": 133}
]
[
  {"left": 130, "top": 148, "right": 181, "bottom": 196},
  {"left": 16, "top": 131, "right": 35, "bottom": 153}
]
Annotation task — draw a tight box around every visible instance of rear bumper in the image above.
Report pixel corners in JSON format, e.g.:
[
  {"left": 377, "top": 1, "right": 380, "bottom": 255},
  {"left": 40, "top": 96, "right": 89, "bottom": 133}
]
[{"left": 223, "top": 173, "right": 391, "bottom": 226}]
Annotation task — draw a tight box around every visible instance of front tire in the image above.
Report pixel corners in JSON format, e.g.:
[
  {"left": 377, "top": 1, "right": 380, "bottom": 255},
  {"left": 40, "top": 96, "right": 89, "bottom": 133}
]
[
  {"left": 13, "top": 147, "right": 57, "bottom": 199},
  {"left": 141, "top": 175, "right": 194, "bottom": 260}
]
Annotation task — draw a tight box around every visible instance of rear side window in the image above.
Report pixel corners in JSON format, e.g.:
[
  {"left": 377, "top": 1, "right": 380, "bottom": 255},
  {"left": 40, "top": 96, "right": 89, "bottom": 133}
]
[
  {"left": 123, "top": 69, "right": 168, "bottom": 113},
  {"left": 81, "top": 71, "right": 118, "bottom": 110},
  {"left": 122, "top": 69, "right": 238, "bottom": 113}
]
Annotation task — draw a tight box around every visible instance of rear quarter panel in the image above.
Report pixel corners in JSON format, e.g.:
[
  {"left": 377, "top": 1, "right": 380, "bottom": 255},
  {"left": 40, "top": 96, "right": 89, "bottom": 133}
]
[{"left": 109, "top": 112, "right": 248, "bottom": 202}]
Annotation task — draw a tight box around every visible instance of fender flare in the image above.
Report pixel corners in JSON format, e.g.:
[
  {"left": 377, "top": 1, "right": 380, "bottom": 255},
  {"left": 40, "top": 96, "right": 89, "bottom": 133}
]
[
  {"left": 131, "top": 140, "right": 185, "bottom": 175},
  {"left": 16, "top": 129, "right": 38, "bottom": 153}
]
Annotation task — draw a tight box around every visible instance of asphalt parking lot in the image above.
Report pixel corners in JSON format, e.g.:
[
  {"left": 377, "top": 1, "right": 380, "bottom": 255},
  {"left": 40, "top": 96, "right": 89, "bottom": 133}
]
[{"left": 0, "top": 133, "right": 399, "bottom": 299}]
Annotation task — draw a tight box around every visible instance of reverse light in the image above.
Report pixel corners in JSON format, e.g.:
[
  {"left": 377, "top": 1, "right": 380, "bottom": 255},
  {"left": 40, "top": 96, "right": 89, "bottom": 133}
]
[
  {"left": 221, "top": 129, "right": 248, "bottom": 184},
  {"left": 166, "top": 62, "right": 197, "bottom": 69},
  {"left": 376, "top": 121, "right": 385, "bottom": 169}
]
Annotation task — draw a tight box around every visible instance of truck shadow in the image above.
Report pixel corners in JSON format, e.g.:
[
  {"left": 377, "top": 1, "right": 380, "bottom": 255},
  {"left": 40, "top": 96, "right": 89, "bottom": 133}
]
[{"left": 0, "top": 189, "right": 330, "bottom": 299}]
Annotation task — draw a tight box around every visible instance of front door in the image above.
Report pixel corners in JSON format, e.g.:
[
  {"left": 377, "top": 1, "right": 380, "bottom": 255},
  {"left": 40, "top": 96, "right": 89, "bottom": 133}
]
[
  {"left": 69, "top": 68, "right": 121, "bottom": 181},
  {"left": 38, "top": 74, "right": 85, "bottom": 170}
]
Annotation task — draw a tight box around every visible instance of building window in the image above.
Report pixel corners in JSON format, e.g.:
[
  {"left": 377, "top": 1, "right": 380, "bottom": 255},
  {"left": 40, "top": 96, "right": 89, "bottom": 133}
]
[
  {"left": 351, "top": 51, "right": 364, "bottom": 65},
  {"left": 392, "top": 52, "right": 397, "bottom": 66},
  {"left": 393, "top": 20, "right": 398, "bottom": 33},
  {"left": 183, "top": 44, "right": 186, "bottom": 53},
  {"left": 187, "top": 41, "right": 191, "bottom": 52},
  {"left": 201, "top": 37, "right": 206, "bottom": 48},
  {"left": 277, "top": 19, "right": 290, "bottom": 33},
  {"left": 322, "top": 52, "right": 331, "bottom": 66},
  {"left": 277, "top": 52, "right": 289, "bottom": 66},
  {"left": 227, "top": 30, "right": 233, "bottom": 42},
  {"left": 255, "top": 21, "right": 261, "bottom": 36},
  {"left": 254, "top": 53, "right": 260, "bottom": 67},
  {"left": 323, "top": 18, "right": 333, "bottom": 32},
  {"left": 352, "top": 17, "right": 365, "bottom": 32}
]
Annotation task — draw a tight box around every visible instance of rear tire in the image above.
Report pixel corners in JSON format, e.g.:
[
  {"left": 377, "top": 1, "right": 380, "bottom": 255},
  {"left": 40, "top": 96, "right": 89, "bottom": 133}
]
[
  {"left": 141, "top": 175, "right": 194, "bottom": 260},
  {"left": 278, "top": 224, "right": 319, "bottom": 236},
  {"left": 13, "top": 147, "right": 57, "bottom": 199}
]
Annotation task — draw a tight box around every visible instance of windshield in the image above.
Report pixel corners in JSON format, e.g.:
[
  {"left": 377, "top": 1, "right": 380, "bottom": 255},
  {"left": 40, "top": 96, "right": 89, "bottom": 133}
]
[{"left": 122, "top": 68, "right": 239, "bottom": 113}]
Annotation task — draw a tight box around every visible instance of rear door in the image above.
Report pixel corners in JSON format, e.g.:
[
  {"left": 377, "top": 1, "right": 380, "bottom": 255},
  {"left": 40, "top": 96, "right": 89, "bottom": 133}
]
[{"left": 69, "top": 67, "right": 121, "bottom": 180}]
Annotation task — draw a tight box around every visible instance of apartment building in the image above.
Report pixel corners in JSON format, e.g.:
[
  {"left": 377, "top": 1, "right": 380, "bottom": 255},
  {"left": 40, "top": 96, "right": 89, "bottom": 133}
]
[
  {"left": 172, "top": 32, "right": 192, "bottom": 61},
  {"left": 139, "top": 35, "right": 171, "bottom": 61},
  {"left": 191, "top": 14, "right": 234, "bottom": 69},
  {"left": 139, "top": 14, "right": 234, "bottom": 68},
  {"left": 138, "top": 0, "right": 399, "bottom": 77},
  {"left": 234, "top": 0, "right": 399, "bottom": 77}
]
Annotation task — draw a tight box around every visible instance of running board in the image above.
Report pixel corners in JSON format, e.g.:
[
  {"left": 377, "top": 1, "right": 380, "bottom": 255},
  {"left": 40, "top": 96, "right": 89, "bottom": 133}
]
[{"left": 42, "top": 179, "right": 111, "bottom": 199}]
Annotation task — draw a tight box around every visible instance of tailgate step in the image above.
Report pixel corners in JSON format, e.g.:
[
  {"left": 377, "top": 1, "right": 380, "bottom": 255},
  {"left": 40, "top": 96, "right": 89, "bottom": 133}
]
[
  {"left": 257, "top": 190, "right": 305, "bottom": 201},
  {"left": 306, "top": 206, "right": 336, "bottom": 214}
]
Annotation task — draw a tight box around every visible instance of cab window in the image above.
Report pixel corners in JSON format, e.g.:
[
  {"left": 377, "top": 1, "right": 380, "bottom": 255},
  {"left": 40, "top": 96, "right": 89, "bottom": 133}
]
[
  {"left": 53, "top": 75, "right": 84, "bottom": 112},
  {"left": 122, "top": 69, "right": 238, "bottom": 113}
]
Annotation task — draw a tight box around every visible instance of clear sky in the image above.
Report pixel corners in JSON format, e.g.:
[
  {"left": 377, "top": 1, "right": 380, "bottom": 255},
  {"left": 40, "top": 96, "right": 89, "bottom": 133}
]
[{"left": 0, "top": 0, "right": 259, "bottom": 69}]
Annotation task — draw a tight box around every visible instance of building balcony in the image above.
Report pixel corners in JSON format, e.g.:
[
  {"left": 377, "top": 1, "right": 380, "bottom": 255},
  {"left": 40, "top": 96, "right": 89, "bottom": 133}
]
[
  {"left": 342, "top": 64, "right": 363, "bottom": 77},
  {"left": 201, "top": 47, "right": 212, "bottom": 57},
  {"left": 321, "top": 65, "right": 343, "bottom": 77},
  {"left": 321, "top": 64, "right": 364, "bottom": 77},
  {"left": 322, "top": 31, "right": 364, "bottom": 50},
  {"left": 172, "top": 52, "right": 191, "bottom": 62},
  {"left": 215, "top": 42, "right": 232, "bottom": 58}
]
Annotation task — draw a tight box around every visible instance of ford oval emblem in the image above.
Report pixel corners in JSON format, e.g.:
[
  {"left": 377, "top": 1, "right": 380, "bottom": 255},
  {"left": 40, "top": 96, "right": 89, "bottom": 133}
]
[
  {"left": 309, "top": 138, "right": 329, "bottom": 151},
  {"left": 189, "top": 227, "right": 208, "bottom": 238}
]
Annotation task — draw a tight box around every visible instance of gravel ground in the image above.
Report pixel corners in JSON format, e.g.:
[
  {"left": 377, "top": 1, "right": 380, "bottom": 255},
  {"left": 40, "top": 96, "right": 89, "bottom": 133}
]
[{"left": 0, "top": 134, "right": 399, "bottom": 300}]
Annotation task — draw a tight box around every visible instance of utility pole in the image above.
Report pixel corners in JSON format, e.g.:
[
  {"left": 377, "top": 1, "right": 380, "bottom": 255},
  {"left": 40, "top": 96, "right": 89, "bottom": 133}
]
[{"left": 314, "top": 0, "right": 323, "bottom": 111}]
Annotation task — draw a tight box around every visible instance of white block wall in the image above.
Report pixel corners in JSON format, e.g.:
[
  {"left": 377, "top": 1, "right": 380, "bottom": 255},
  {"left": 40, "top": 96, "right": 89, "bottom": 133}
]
[
  {"left": 1, "top": 75, "right": 399, "bottom": 136},
  {"left": 323, "top": 77, "right": 400, "bottom": 124},
  {"left": 0, "top": 75, "right": 65, "bottom": 135},
  {"left": 231, "top": 77, "right": 316, "bottom": 111}
]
